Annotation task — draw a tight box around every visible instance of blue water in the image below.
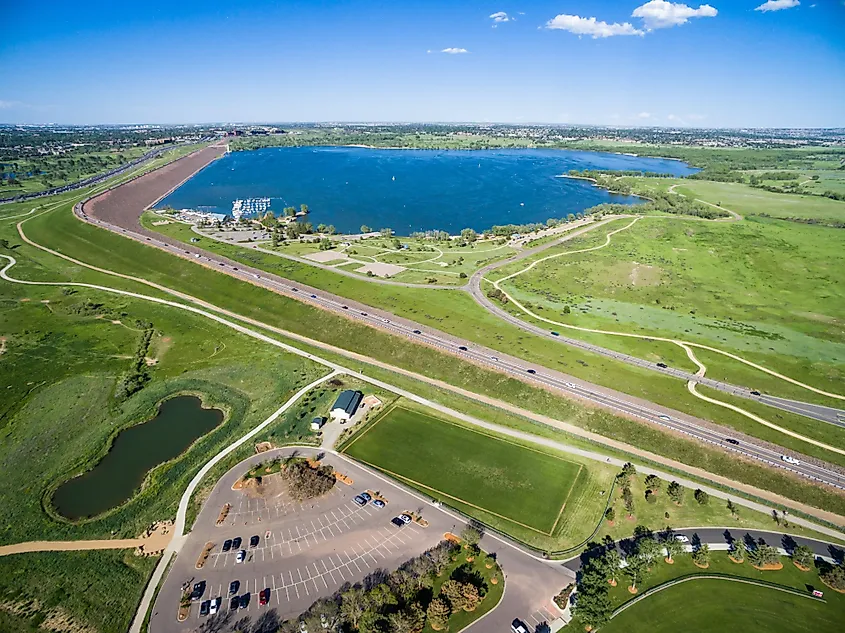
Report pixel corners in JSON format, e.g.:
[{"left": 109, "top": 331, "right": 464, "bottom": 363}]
[{"left": 155, "top": 146, "right": 697, "bottom": 234}]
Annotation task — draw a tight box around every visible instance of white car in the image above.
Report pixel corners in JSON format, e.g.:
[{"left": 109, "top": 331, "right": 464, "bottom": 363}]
[
  {"left": 209, "top": 597, "right": 220, "bottom": 615},
  {"left": 674, "top": 534, "right": 690, "bottom": 543},
  {"left": 658, "top": 414, "right": 671, "bottom": 421},
  {"left": 781, "top": 455, "right": 801, "bottom": 465},
  {"left": 236, "top": 549, "right": 246, "bottom": 563}
]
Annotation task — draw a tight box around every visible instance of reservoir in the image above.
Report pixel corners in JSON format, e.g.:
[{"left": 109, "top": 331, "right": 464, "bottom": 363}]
[
  {"left": 52, "top": 395, "right": 224, "bottom": 520},
  {"left": 154, "top": 146, "right": 697, "bottom": 234}
]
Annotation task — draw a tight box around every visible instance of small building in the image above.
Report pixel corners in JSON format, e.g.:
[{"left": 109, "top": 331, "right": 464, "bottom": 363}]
[
  {"left": 311, "top": 417, "right": 325, "bottom": 431},
  {"left": 330, "top": 390, "right": 363, "bottom": 423}
]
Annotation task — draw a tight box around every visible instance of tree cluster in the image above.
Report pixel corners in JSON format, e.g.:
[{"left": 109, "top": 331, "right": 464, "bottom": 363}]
[
  {"left": 281, "top": 459, "right": 336, "bottom": 500},
  {"left": 115, "top": 325, "right": 154, "bottom": 401}
]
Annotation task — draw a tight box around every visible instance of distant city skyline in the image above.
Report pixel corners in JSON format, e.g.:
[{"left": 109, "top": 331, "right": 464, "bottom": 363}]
[{"left": 2, "top": 0, "right": 843, "bottom": 127}]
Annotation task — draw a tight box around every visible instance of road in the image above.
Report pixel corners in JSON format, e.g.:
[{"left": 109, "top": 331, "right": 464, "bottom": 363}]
[
  {"left": 76, "top": 205, "right": 845, "bottom": 493},
  {"left": 150, "top": 447, "right": 572, "bottom": 633},
  {"left": 467, "top": 237, "right": 845, "bottom": 428}
]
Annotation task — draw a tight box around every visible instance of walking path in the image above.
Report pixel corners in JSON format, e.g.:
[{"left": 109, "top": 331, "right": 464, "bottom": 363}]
[{"left": 0, "top": 521, "right": 174, "bottom": 557}]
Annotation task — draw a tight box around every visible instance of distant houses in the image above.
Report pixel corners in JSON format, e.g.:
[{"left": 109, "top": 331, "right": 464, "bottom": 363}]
[{"left": 330, "top": 390, "right": 363, "bottom": 423}]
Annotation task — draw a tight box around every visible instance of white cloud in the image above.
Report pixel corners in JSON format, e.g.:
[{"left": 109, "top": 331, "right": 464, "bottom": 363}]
[
  {"left": 490, "top": 11, "right": 511, "bottom": 23},
  {"left": 545, "top": 14, "right": 645, "bottom": 38},
  {"left": 637, "top": 112, "right": 653, "bottom": 119},
  {"left": 441, "top": 47, "right": 469, "bottom": 54},
  {"left": 755, "top": 0, "right": 800, "bottom": 12},
  {"left": 0, "top": 100, "right": 21, "bottom": 109},
  {"left": 631, "top": 0, "right": 718, "bottom": 29}
]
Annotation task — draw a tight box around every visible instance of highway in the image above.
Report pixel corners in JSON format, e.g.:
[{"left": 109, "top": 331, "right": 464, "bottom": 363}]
[
  {"left": 467, "top": 248, "right": 845, "bottom": 428},
  {"left": 75, "top": 204, "right": 845, "bottom": 493}
]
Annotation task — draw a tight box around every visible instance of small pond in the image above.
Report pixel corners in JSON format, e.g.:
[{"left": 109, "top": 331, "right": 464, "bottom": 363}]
[{"left": 52, "top": 395, "right": 224, "bottom": 520}]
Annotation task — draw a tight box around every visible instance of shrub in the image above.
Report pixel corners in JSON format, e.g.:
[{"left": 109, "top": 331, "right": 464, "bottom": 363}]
[
  {"left": 281, "top": 460, "right": 335, "bottom": 500},
  {"left": 694, "top": 489, "right": 710, "bottom": 505},
  {"left": 426, "top": 598, "right": 451, "bottom": 631},
  {"left": 821, "top": 564, "right": 845, "bottom": 590}
]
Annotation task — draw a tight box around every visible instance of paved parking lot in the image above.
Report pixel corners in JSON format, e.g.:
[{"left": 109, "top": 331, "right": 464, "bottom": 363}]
[{"left": 149, "top": 447, "right": 573, "bottom": 633}]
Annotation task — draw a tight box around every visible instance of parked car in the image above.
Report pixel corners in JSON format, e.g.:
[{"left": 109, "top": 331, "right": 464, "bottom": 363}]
[
  {"left": 229, "top": 580, "right": 240, "bottom": 595},
  {"left": 236, "top": 550, "right": 246, "bottom": 563},
  {"left": 191, "top": 581, "right": 206, "bottom": 601},
  {"left": 229, "top": 596, "right": 240, "bottom": 610},
  {"left": 249, "top": 535, "right": 260, "bottom": 548},
  {"left": 232, "top": 537, "right": 242, "bottom": 549},
  {"left": 353, "top": 495, "right": 367, "bottom": 506},
  {"left": 259, "top": 588, "right": 271, "bottom": 606},
  {"left": 372, "top": 499, "right": 385, "bottom": 509},
  {"left": 391, "top": 517, "right": 405, "bottom": 527},
  {"left": 209, "top": 597, "right": 220, "bottom": 615},
  {"left": 511, "top": 619, "right": 528, "bottom": 633},
  {"left": 399, "top": 514, "right": 412, "bottom": 524},
  {"left": 675, "top": 535, "right": 690, "bottom": 543},
  {"left": 781, "top": 455, "right": 801, "bottom": 465},
  {"left": 239, "top": 593, "right": 251, "bottom": 609},
  {"left": 200, "top": 600, "right": 211, "bottom": 616},
  {"left": 360, "top": 492, "right": 372, "bottom": 502},
  {"left": 222, "top": 539, "right": 233, "bottom": 552}
]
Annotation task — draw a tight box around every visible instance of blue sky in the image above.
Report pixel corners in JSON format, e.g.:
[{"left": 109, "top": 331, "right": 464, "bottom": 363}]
[{"left": 1, "top": 0, "right": 843, "bottom": 126}]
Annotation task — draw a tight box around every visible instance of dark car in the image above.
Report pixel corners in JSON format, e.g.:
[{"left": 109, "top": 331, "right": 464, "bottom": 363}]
[
  {"left": 353, "top": 495, "right": 367, "bottom": 506},
  {"left": 232, "top": 537, "right": 242, "bottom": 549},
  {"left": 527, "top": 369, "right": 536, "bottom": 374},
  {"left": 458, "top": 346, "right": 468, "bottom": 351},
  {"left": 372, "top": 499, "right": 385, "bottom": 509},
  {"left": 229, "top": 580, "right": 240, "bottom": 595},
  {"left": 342, "top": 305, "right": 348, "bottom": 309},
  {"left": 222, "top": 539, "right": 233, "bottom": 552},
  {"left": 250, "top": 535, "right": 260, "bottom": 548},
  {"left": 200, "top": 600, "right": 211, "bottom": 616},
  {"left": 292, "top": 288, "right": 298, "bottom": 292},
  {"left": 360, "top": 492, "right": 372, "bottom": 502},
  {"left": 239, "top": 593, "right": 251, "bottom": 609},
  {"left": 229, "top": 596, "right": 239, "bottom": 610},
  {"left": 725, "top": 438, "right": 740, "bottom": 445},
  {"left": 656, "top": 362, "right": 668, "bottom": 368},
  {"left": 311, "top": 294, "right": 317, "bottom": 298},
  {"left": 413, "top": 329, "right": 421, "bottom": 334},
  {"left": 259, "top": 588, "right": 271, "bottom": 606},
  {"left": 391, "top": 517, "right": 405, "bottom": 527},
  {"left": 191, "top": 581, "right": 206, "bottom": 601},
  {"left": 550, "top": 331, "right": 560, "bottom": 336},
  {"left": 751, "top": 390, "right": 761, "bottom": 396}
]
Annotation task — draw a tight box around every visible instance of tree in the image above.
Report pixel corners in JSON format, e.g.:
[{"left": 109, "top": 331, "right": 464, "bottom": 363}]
[
  {"left": 460, "top": 524, "right": 482, "bottom": 547},
  {"left": 731, "top": 538, "right": 747, "bottom": 562},
  {"left": 271, "top": 228, "right": 280, "bottom": 248},
  {"left": 622, "top": 487, "right": 635, "bottom": 515},
  {"left": 600, "top": 548, "right": 622, "bottom": 585},
  {"left": 821, "top": 564, "right": 845, "bottom": 591},
  {"left": 667, "top": 481, "right": 684, "bottom": 505},
  {"left": 624, "top": 554, "right": 649, "bottom": 593},
  {"left": 664, "top": 536, "right": 684, "bottom": 563},
  {"left": 380, "top": 227, "right": 394, "bottom": 237},
  {"left": 749, "top": 542, "right": 779, "bottom": 568},
  {"left": 460, "top": 583, "right": 481, "bottom": 611},
  {"left": 644, "top": 474, "right": 661, "bottom": 494},
  {"left": 727, "top": 498, "right": 739, "bottom": 518},
  {"left": 361, "top": 224, "right": 372, "bottom": 233},
  {"left": 605, "top": 506, "right": 615, "bottom": 523},
  {"left": 694, "top": 489, "right": 710, "bottom": 505},
  {"left": 319, "top": 238, "right": 333, "bottom": 251},
  {"left": 387, "top": 603, "right": 425, "bottom": 633},
  {"left": 300, "top": 203, "right": 309, "bottom": 214},
  {"left": 283, "top": 206, "right": 297, "bottom": 217},
  {"left": 692, "top": 543, "right": 711, "bottom": 567},
  {"left": 425, "top": 598, "right": 450, "bottom": 631},
  {"left": 792, "top": 545, "right": 814, "bottom": 570},
  {"left": 368, "top": 583, "right": 398, "bottom": 610},
  {"left": 341, "top": 587, "right": 367, "bottom": 630},
  {"left": 572, "top": 567, "right": 612, "bottom": 629},
  {"left": 317, "top": 223, "right": 327, "bottom": 233},
  {"left": 460, "top": 228, "right": 477, "bottom": 243},
  {"left": 429, "top": 544, "right": 453, "bottom": 576},
  {"left": 636, "top": 537, "right": 662, "bottom": 568},
  {"left": 440, "top": 580, "right": 466, "bottom": 611}
]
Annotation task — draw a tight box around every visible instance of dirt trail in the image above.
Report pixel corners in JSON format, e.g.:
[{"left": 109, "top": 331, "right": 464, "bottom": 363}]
[{"left": 0, "top": 521, "right": 173, "bottom": 557}]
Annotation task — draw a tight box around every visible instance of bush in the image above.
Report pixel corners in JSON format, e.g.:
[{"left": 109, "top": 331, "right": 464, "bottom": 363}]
[
  {"left": 694, "top": 489, "right": 710, "bottom": 505},
  {"left": 281, "top": 460, "right": 335, "bottom": 500},
  {"left": 821, "top": 564, "right": 845, "bottom": 590}
]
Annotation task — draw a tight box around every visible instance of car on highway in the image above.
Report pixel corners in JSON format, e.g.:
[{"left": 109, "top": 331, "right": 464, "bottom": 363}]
[
  {"left": 236, "top": 549, "right": 246, "bottom": 563},
  {"left": 229, "top": 596, "right": 239, "bottom": 610},
  {"left": 191, "top": 581, "right": 206, "bottom": 601},
  {"left": 458, "top": 346, "right": 468, "bottom": 351},
  {"left": 656, "top": 362, "right": 668, "bottom": 368},
  {"left": 360, "top": 492, "right": 372, "bottom": 502},
  {"left": 361, "top": 312, "right": 368, "bottom": 316},
  {"left": 725, "top": 438, "right": 740, "bottom": 445},
  {"left": 239, "top": 593, "right": 251, "bottom": 609},
  {"left": 200, "top": 600, "right": 211, "bottom": 616},
  {"left": 391, "top": 517, "right": 405, "bottom": 527},
  {"left": 511, "top": 619, "right": 529, "bottom": 633},
  {"left": 222, "top": 539, "right": 232, "bottom": 552},
  {"left": 249, "top": 535, "right": 260, "bottom": 548},
  {"left": 259, "top": 588, "right": 270, "bottom": 606},
  {"left": 254, "top": 274, "right": 260, "bottom": 278},
  {"left": 229, "top": 580, "right": 239, "bottom": 595},
  {"left": 292, "top": 288, "right": 298, "bottom": 292},
  {"left": 311, "top": 294, "right": 317, "bottom": 298},
  {"left": 658, "top": 414, "right": 671, "bottom": 421},
  {"left": 353, "top": 495, "right": 368, "bottom": 506},
  {"left": 232, "top": 537, "right": 242, "bottom": 549},
  {"left": 209, "top": 597, "right": 220, "bottom": 615},
  {"left": 550, "top": 331, "right": 560, "bottom": 336},
  {"left": 372, "top": 499, "right": 385, "bottom": 509},
  {"left": 342, "top": 305, "right": 348, "bottom": 309},
  {"left": 413, "top": 329, "right": 421, "bottom": 334},
  {"left": 781, "top": 455, "right": 801, "bottom": 465},
  {"left": 674, "top": 534, "right": 690, "bottom": 543},
  {"left": 194, "top": 253, "right": 200, "bottom": 258},
  {"left": 526, "top": 369, "right": 536, "bottom": 374},
  {"left": 751, "top": 390, "right": 761, "bottom": 396}
]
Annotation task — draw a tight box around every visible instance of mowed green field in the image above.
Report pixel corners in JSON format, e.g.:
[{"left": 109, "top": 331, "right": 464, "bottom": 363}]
[
  {"left": 342, "top": 405, "right": 584, "bottom": 535},
  {"left": 603, "top": 580, "right": 841, "bottom": 633}
]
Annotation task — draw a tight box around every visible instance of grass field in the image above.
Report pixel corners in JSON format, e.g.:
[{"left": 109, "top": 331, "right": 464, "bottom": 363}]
[
  {"left": 343, "top": 405, "right": 585, "bottom": 535},
  {"left": 586, "top": 551, "right": 845, "bottom": 633}
]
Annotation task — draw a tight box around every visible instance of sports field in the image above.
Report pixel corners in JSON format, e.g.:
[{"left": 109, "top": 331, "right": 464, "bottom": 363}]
[{"left": 342, "top": 405, "right": 585, "bottom": 535}]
